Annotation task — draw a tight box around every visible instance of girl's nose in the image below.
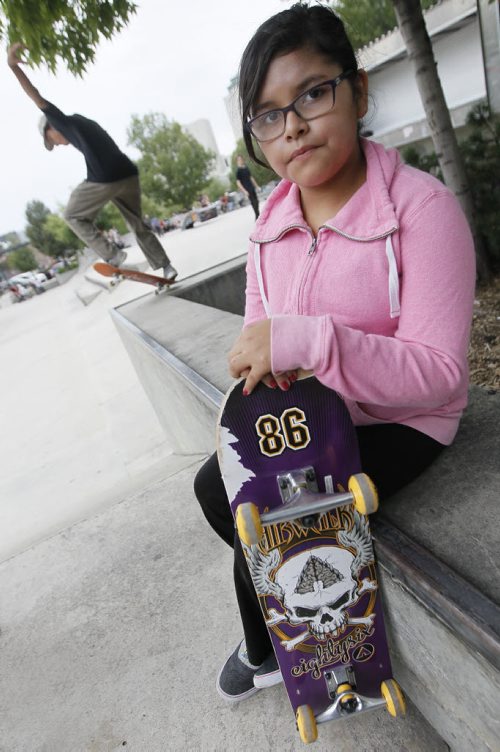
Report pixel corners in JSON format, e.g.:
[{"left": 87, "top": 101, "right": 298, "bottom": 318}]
[{"left": 284, "top": 109, "right": 308, "bottom": 140}]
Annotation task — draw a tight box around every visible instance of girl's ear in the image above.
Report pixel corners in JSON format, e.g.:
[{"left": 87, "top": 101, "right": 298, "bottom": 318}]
[{"left": 354, "top": 70, "right": 369, "bottom": 119}]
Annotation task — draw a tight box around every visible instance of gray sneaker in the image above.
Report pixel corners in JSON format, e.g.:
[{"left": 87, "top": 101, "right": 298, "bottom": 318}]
[
  {"left": 254, "top": 651, "right": 282, "bottom": 688},
  {"left": 216, "top": 641, "right": 261, "bottom": 703},
  {"left": 108, "top": 249, "right": 127, "bottom": 267},
  {"left": 163, "top": 264, "right": 178, "bottom": 282}
]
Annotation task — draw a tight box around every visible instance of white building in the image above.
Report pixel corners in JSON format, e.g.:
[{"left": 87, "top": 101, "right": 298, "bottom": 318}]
[
  {"left": 184, "top": 118, "right": 229, "bottom": 181},
  {"left": 224, "top": 75, "right": 242, "bottom": 146},
  {"left": 359, "top": 0, "right": 500, "bottom": 150},
  {"left": 224, "top": 0, "right": 500, "bottom": 152}
]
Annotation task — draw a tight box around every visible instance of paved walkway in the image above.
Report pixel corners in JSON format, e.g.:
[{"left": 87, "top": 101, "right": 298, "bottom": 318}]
[{"left": 0, "top": 208, "right": 256, "bottom": 563}]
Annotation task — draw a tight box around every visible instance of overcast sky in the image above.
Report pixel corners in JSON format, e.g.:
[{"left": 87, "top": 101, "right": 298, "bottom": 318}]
[{"left": 1, "top": 0, "right": 290, "bottom": 236}]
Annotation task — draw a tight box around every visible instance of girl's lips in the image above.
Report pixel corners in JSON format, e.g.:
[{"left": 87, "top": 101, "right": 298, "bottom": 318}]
[{"left": 289, "top": 145, "right": 316, "bottom": 162}]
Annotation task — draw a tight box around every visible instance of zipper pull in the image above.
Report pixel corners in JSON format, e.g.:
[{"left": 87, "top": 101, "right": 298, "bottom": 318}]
[{"left": 308, "top": 237, "right": 317, "bottom": 255}]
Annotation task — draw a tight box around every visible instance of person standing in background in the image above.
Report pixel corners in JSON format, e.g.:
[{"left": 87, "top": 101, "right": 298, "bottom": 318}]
[{"left": 236, "top": 155, "right": 260, "bottom": 219}]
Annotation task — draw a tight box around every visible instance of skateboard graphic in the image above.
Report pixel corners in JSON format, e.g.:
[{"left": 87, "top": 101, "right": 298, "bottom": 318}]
[
  {"left": 217, "top": 375, "right": 405, "bottom": 744},
  {"left": 93, "top": 262, "right": 175, "bottom": 294}
]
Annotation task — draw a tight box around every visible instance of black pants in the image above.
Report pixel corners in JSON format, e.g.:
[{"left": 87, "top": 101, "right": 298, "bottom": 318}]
[
  {"left": 247, "top": 190, "right": 259, "bottom": 219},
  {"left": 194, "top": 423, "right": 444, "bottom": 666}
]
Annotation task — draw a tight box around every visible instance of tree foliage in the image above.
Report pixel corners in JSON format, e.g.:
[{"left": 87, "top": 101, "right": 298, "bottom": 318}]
[
  {"left": 127, "top": 113, "right": 215, "bottom": 210},
  {"left": 1, "top": 0, "right": 136, "bottom": 74},
  {"left": 25, "top": 200, "right": 51, "bottom": 250},
  {"left": 94, "top": 203, "right": 128, "bottom": 234},
  {"left": 8, "top": 246, "right": 36, "bottom": 272},
  {"left": 44, "top": 213, "right": 83, "bottom": 255},
  {"left": 25, "top": 199, "right": 82, "bottom": 257},
  {"left": 333, "top": 0, "right": 436, "bottom": 50}
]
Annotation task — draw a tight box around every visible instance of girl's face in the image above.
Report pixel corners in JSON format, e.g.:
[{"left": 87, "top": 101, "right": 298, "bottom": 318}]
[{"left": 253, "top": 47, "right": 368, "bottom": 191}]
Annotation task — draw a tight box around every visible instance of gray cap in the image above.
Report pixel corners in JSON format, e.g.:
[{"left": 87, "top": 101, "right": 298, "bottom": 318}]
[{"left": 38, "top": 114, "right": 53, "bottom": 151}]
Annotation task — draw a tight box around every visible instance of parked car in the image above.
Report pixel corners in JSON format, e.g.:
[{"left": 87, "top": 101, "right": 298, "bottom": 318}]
[
  {"left": 9, "top": 271, "right": 47, "bottom": 286},
  {"left": 197, "top": 203, "right": 219, "bottom": 222}
]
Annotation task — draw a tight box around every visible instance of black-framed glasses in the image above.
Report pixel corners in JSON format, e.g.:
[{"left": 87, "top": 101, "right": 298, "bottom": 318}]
[{"left": 246, "top": 71, "right": 354, "bottom": 142}]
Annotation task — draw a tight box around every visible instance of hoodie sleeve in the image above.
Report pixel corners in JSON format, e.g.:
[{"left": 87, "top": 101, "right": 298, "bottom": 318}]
[
  {"left": 271, "top": 191, "right": 476, "bottom": 410},
  {"left": 244, "top": 242, "right": 268, "bottom": 326}
]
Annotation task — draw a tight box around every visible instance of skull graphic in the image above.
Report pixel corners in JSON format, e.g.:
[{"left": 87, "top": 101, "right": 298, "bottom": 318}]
[
  {"left": 244, "top": 510, "right": 377, "bottom": 649},
  {"left": 275, "top": 548, "right": 359, "bottom": 638}
]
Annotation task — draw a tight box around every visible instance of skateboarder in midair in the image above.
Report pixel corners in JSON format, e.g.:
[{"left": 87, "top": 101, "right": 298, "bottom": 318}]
[{"left": 7, "top": 42, "right": 177, "bottom": 280}]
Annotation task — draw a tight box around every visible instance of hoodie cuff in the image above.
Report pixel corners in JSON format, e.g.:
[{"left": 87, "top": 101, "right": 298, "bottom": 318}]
[{"left": 271, "top": 315, "right": 326, "bottom": 374}]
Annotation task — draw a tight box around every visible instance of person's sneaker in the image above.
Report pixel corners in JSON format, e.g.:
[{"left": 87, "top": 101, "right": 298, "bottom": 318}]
[
  {"left": 216, "top": 640, "right": 261, "bottom": 703},
  {"left": 108, "top": 249, "right": 127, "bottom": 267},
  {"left": 163, "top": 264, "right": 178, "bottom": 282},
  {"left": 253, "top": 651, "right": 282, "bottom": 688}
]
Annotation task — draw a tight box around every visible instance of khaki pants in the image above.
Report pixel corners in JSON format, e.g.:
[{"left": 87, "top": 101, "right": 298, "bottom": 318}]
[{"left": 64, "top": 174, "right": 170, "bottom": 269}]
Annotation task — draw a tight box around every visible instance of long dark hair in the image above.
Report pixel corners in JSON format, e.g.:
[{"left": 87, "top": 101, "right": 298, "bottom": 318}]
[{"left": 238, "top": 2, "right": 359, "bottom": 166}]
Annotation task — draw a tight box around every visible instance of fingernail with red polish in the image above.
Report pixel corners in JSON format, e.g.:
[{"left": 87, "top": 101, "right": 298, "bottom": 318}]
[
  {"left": 280, "top": 381, "right": 290, "bottom": 391},
  {"left": 269, "top": 379, "right": 278, "bottom": 389},
  {"left": 243, "top": 388, "right": 249, "bottom": 396},
  {"left": 289, "top": 373, "right": 297, "bottom": 382}
]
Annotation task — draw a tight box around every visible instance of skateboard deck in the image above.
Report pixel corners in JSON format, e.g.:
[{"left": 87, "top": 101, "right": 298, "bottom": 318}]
[
  {"left": 217, "top": 375, "right": 405, "bottom": 743},
  {"left": 93, "top": 262, "right": 175, "bottom": 292}
]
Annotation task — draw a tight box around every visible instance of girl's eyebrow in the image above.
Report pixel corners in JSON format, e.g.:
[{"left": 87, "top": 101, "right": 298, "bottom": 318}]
[{"left": 253, "top": 73, "right": 332, "bottom": 115}]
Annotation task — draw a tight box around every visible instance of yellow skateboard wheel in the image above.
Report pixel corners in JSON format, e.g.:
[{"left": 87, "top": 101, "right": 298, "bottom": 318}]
[
  {"left": 349, "top": 473, "right": 379, "bottom": 515},
  {"left": 296, "top": 704, "right": 318, "bottom": 744},
  {"left": 235, "top": 502, "right": 263, "bottom": 547},
  {"left": 381, "top": 679, "right": 406, "bottom": 717}
]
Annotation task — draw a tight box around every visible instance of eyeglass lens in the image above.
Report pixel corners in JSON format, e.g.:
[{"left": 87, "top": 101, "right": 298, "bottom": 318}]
[{"left": 250, "top": 81, "right": 336, "bottom": 141}]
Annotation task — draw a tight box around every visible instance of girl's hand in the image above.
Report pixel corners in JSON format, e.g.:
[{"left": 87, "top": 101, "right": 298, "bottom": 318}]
[{"left": 228, "top": 321, "right": 297, "bottom": 395}]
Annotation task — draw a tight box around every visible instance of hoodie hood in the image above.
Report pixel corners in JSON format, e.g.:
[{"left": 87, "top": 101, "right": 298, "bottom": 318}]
[{"left": 250, "top": 138, "right": 400, "bottom": 243}]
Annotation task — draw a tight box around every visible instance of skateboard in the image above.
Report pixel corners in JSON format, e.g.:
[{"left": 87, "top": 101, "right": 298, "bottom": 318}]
[
  {"left": 216, "top": 375, "right": 405, "bottom": 744},
  {"left": 93, "top": 262, "right": 175, "bottom": 294}
]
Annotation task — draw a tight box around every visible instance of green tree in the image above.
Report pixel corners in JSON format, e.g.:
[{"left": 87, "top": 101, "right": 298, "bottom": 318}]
[
  {"left": 0, "top": 231, "right": 21, "bottom": 249},
  {"left": 231, "top": 139, "right": 278, "bottom": 190},
  {"left": 333, "top": 0, "right": 436, "bottom": 50},
  {"left": 8, "top": 246, "right": 36, "bottom": 272},
  {"left": 1, "top": 0, "right": 136, "bottom": 74},
  {"left": 204, "top": 177, "right": 229, "bottom": 203},
  {"left": 25, "top": 200, "right": 51, "bottom": 250},
  {"left": 25, "top": 199, "right": 83, "bottom": 257},
  {"left": 44, "top": 213, "right": 83, "bottom": 255},
  {"left": 94, "top": 203, "right": 129, "bottom": 234},
  {"left": 127, "top": 113, "right": 215, "bottom": 210}
]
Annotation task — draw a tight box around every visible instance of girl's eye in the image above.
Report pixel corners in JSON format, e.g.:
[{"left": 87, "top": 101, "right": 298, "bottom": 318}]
[
  {"left": 262, "top": 110, "right": 281, "bottom": 125},
  {"left": 302, "top": 85, "right": 327, "bottom": 104}
]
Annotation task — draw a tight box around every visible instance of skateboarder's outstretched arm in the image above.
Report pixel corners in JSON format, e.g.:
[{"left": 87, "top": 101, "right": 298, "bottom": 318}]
[{"left": 7, "top": 43, "right": 49, "bottom": 110}]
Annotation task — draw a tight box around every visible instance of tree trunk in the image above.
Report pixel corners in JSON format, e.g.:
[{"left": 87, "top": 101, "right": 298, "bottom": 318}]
[{"left": 392, "top": 0, "right": 491, "bottom": 283}]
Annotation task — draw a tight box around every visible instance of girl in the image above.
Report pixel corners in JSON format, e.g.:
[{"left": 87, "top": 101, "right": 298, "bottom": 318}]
[{"left": 194, "top": 2, "right": 475, "bottom": 702}]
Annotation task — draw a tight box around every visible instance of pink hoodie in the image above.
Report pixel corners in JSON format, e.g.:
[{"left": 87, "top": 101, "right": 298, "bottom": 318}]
[{"left": 244, "top": 139, "right": 476, "bottom": 445}]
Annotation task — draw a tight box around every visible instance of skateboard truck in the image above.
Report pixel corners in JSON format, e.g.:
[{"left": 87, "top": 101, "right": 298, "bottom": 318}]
[
  {"left": 261, "top": 467, "right": 376, "bottom": 529},
  {"left": 317, "top": 665, "right": 388, "bottom": 723}
]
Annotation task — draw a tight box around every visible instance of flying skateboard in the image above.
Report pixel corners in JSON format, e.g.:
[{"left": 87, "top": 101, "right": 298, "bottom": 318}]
[
  {"left": 93, "top": 262, "right": 176, "bottom": 294},
  {"left": 217, "top": 374, "right": 405, "bottom": 744}
]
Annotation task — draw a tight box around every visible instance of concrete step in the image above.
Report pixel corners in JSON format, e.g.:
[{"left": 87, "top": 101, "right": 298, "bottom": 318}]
[
  {"left": 75, "top": 279, "right": 104, "bottom": 306},
  {"left": 110, "top": 290, "right": 500, "bottom": 752}
]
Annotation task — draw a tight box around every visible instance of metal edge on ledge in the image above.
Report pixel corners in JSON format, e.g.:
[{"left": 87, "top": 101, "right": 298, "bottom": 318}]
[{"left": 110, "top": 308, "right": 224, "bottom": 411}]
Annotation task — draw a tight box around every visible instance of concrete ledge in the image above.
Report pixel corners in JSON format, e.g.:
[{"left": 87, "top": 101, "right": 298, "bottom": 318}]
[
  {"left": 112, "top": 293, "right": 500, "bottom": 751},
  {"left": 170, "top": 252, "right": 246, "bottom": 315}
]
